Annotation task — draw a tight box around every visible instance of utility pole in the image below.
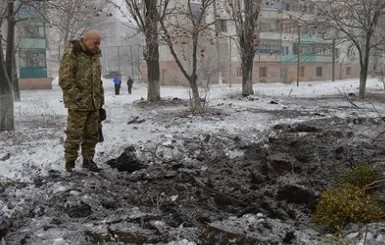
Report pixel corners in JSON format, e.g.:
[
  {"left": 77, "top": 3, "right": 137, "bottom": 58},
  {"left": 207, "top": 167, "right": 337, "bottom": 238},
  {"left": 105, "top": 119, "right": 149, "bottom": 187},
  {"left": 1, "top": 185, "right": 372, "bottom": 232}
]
[
  {"left": 229, "top": 36, "right": 232, "bottom": 87},
  {"left": 130, "top": 45, "right": 134, "bottom": 78},
  {"left": 213, "top": 0, "right": 222, "bottom": 84},
  {"left": 332, "top": 38, "right": 336, "bottom": 82},
  {"left": 137, "top": 44, "right": 141, "bottom": 82},
  {"left": 117, "top": 46, "right": 121, "bottom": 74},
  {"left": 296, "top": 24, "right": 301, "bottom": 87}
]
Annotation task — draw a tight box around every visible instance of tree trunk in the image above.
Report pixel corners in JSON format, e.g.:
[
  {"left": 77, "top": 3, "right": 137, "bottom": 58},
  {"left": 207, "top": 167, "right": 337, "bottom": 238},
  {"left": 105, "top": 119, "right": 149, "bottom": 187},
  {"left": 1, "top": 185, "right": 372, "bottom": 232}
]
[
  {"left": 190, "top": 75, "right": 202, "bottom": 113},
  {"left": 359, "top": 71, "right": 367, "bottom": 99},
  {"left": 146, "top": 58, "right": 160, "bottom": 102},
  {"left": 0, "top": 38, "right": 15, "bottom": 131},
  {"left": 359, "top": 45, "right": 370, "bottom": 99},
  {"left": 190, "top": 35, "right": 202, "bottom": 112},
  {"left": 241, "top": 54, "right": 254, "bottom": 96},
  {"left": 145, "top": 0, "right": 160, "bottom": 102},
  {"left": 12, "top": 55, "right": 20, "bottom": 102},
  {"left": 240, "top": 31, "right": 255, "bottom": 96},
  {"left": 234, "top": 0, "right": 258, "bottom": 97},
  {"left": 6, "top": 2, "right": 19, "bottom": 102},
  {"left": 359, "top": 58, "right": 369, "bottom": 99}
]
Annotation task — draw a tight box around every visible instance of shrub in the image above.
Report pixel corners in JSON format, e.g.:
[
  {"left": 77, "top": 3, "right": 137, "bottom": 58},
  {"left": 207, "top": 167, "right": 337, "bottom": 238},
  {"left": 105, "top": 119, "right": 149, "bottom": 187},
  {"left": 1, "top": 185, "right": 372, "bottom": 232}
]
[
  {"left": 338, "top": 163, "right": 379, "bottom": 188},
  {"left": 314, "top": 184, "right": 385, "bottom": 231},
  {"left": 314, "top": 164, "right": 385, "bottom": 231},
  {"left": 324, "top": 234, "right": 355, "bottom": 245}
]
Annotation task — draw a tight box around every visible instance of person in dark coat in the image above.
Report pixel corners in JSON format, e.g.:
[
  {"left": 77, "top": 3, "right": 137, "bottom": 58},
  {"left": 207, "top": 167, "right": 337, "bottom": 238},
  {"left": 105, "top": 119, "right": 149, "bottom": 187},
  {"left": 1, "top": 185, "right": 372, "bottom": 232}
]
[
  {"left": 127, "top": 76, "right": 133, "bottom": 94},
  {"left": 113, "top": 75, "right": 122, "bottom": 95}
]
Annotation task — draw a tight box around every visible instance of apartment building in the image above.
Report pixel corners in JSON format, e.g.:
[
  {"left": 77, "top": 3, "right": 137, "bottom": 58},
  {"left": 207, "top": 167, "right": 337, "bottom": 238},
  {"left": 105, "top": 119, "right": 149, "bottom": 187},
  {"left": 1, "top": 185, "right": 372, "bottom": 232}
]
[
  {"left": 16, "top": 5, "right": 51, "bottom": 89},
  {"left": 154, "top": 0, "right": 360, "bottom": 86}
]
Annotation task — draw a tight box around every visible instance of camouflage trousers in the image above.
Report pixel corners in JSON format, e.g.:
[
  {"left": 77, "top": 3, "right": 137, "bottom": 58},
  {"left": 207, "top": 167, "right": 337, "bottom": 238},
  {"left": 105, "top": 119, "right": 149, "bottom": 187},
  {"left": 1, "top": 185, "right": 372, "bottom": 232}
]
[{"left": 64, "top": 109, "right": 100, "bottom": 162}]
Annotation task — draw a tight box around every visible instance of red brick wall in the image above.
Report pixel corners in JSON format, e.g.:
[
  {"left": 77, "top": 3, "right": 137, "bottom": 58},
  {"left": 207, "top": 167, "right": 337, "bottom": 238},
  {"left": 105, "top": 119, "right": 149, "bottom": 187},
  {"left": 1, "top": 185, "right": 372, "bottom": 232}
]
[
  {"left": 19, "top": 78, "right": 53, "bottom": 90},
  {"left": 141, "top": 61, "right": 361, "bottom": 85}
]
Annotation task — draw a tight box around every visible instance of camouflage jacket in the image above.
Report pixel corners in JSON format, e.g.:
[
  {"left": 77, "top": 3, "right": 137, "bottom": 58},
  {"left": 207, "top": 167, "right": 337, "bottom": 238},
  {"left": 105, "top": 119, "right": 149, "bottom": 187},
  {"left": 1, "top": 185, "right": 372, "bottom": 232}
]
[{"left": 59, "top": 38, "right": 104, "bottom": 111}]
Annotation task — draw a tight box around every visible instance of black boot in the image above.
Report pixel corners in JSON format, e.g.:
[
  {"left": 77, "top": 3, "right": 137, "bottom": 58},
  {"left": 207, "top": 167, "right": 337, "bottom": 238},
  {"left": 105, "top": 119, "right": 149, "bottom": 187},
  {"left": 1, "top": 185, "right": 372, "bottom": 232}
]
[
  {"left": 83, "top": 160, "right": 100, "bottom": 172},
  {"left": 65, "top": 161, "right": 75, "bottom": 172}
]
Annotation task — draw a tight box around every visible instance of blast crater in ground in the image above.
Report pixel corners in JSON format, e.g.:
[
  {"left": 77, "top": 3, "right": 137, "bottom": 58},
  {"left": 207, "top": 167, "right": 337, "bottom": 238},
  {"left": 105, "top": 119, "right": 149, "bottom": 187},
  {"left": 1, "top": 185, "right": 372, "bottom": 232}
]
[{"left": 2, "top": 97, "right": 385, "bottom": 244}]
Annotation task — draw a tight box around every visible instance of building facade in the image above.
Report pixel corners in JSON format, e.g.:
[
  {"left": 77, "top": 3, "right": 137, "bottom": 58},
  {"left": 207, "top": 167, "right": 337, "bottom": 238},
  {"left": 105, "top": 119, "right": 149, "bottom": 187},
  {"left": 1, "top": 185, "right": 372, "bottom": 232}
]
[
  {"left": 150, "top": 0, "right": 360, "bottom": 86},
  {"left": 17, "top": 5, "right": 51, "bottom": 89}
]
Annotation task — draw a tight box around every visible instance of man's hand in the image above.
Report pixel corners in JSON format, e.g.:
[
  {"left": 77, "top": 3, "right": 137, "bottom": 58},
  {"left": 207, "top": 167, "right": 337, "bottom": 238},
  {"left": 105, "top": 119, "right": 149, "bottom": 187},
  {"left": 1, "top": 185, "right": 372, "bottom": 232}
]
[{"left": 99, "top": 108, "right": 106, "bottom": 122}]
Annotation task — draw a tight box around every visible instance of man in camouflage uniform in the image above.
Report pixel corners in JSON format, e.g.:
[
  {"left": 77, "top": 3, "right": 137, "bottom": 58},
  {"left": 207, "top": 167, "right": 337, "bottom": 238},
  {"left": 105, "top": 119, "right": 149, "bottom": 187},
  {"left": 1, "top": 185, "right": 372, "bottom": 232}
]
[{"left": 59, "top": 30, "right": 104, "bottom": 172}]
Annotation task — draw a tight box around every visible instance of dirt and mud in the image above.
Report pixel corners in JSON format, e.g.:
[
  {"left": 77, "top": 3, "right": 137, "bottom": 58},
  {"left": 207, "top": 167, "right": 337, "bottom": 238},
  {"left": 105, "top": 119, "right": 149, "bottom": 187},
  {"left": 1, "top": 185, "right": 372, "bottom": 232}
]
[{"left": 1, "top": 94, "right": 385, "bottom": 244}]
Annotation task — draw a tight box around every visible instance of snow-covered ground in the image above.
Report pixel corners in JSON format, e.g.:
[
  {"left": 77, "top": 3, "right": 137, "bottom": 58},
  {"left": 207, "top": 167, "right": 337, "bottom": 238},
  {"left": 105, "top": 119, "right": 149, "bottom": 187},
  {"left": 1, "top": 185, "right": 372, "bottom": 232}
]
[
  {"left": 2, "top": 77, "right": 384, "bottom": 182},
  {"left": 1, "top": 77, "right": 385, "bottom": 244}
]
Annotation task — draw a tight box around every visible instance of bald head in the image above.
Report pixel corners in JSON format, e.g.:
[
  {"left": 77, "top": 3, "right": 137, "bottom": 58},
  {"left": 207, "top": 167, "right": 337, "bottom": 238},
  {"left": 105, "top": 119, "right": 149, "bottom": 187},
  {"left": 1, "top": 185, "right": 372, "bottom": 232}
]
[{"left": 83, "top": 30, "right": 101, "bottom": 54}]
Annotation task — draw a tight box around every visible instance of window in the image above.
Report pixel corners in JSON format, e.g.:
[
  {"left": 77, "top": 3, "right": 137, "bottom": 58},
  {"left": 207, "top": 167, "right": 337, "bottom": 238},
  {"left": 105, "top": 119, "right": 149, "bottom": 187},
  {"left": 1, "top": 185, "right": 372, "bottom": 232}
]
[
  {"left": 280, "top": 46, "right": 288, "bottom": 55},
  {"left": 190, "top": 2, "right": 204, "bottom": 23},
  {"left": 20, "top": 24, "right": 45, "bottom": 38},
  {"left": 216, "top": 0, "right": 227, "bottom": 8},
  {"left": 259, "top": 22, "right": 276, "bottom": 32},
  {"left": 19, "top": 5, "right": 43, "bottom": 19},
  {"left": 259, "top": 39, "right": 281, "bottom": 54},
  {"left": 295, "top": 43, "right": 333, "bottom": 56},
  {"left": 259, "top": 67, "right": 268, "bottom": 78},
  {"left": 217, "top": 20, "right": 227, "bottom": 32},
  {"left": 235, "top": 0, "right": 244, "bottom": 9},
  {"left": 316, "top": 67, "right": 322, "bottom": 77},
  {"left": 314, "top": 43, "right": 332, "bottom": 56},
  {"left": 283, "top": 0, "right": 298, "bottom": 11},
  {"left": 301, "top": 43, "right": 315, "bottom": 55},
  {"left": 280, "top": 20, "right": 298, "bottom": 34},
  {"left": 263, "top": 0, "right": 287, "bottom": 10},
  {"left": 335, "top": 48, "right": 340, "bottom": 59},
  {"left": 19, "top": 49, "right": 46, "bottom": 68},
  {"left": 299, "top": 2, "right": 316, "bottom": 14},
  {"left": 346, "top": 67, "right": 352, "bottom": 76},
  {"left": 259, "top": 22, "right": 269, "bottom": 32}
]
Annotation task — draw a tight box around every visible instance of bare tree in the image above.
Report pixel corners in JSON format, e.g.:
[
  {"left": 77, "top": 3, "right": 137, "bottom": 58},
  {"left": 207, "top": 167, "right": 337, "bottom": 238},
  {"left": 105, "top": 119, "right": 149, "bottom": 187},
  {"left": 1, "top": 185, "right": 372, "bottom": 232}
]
[
  {"left": 311, "top": 0, "right": 385, "bottom": 99},
  {"left": 0, "top": 38, "right": 14, "bottom": 131},
  {"left": 5, "top": 1, "right": 27, "bottom": 102},
  {"left": 5, "top": 1, "right": 17, "bottom": 101},
  {"left": 199, "top": 40, "right": 225, "bottom": 89},
  {"left": 230, "top": 0, "right": 261, "bottom": 96},
  {"left": 5, "top": 0, "right": 51, "bottom": 103},
  {"left": 45, "top": 0, "right": 109, "bottom": 61},
  {"left": 160, "top": 0, "right": 216, "bottom": 113},
  {"left": 378, "top": 14, "right": 385, "bottom": 50},
  {"left": 369, "top": 10, "right": 385, "bottom": 80},
  {"left": 1, "top": 0, "right": 103, "bottom": 131},
  {"left": 124, "top": 0, "right": 165, "bottom": 102},
  {"left": 0, "top": 0, "right": 15, "bottom": 131}
]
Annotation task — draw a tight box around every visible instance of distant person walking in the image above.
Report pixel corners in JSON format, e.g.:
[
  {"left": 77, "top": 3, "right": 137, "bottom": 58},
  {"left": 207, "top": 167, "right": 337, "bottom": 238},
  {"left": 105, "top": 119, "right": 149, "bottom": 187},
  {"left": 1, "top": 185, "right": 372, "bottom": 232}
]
[
  {"left": 127, "top": 76, "right": 134, "bottom": 94},
  {"left": 113, "top": 75, "right": 122, "bottom": 95}
]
